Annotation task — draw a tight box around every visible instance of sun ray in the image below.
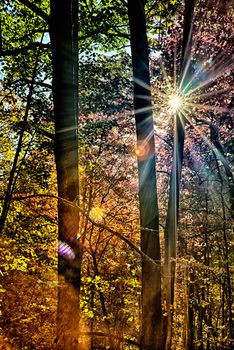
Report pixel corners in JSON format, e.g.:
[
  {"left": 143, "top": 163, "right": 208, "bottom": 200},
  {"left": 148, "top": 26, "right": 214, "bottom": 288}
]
[
  {"left": 185, "top": 59, "right": 233, "bottom": 97},
  {"left": 180, "top": 110, "right": 233, "bottom": 173},
  {"left": 181, "top": 61, "right": 207, "bottom": 94},
  {"left": 186, "top": 102, "right": 232, "bottom": 114},
  {"left": 179, "top": 50, "right": 193, "bottom": 92},
  {"left": 134, "top": 94, "right": 152, "bottom": 100},
  {"left": 181, "top": 51, "right": 233, "bottom": 96},
  {"left": 134, "top": 105, "right": 153, "bottom": 114},
  {"left": 133, "top": 76, "right": 151, "bottom": 91},
  {"left": 186, "top": 87, "right": 231, "bottom": 102}
]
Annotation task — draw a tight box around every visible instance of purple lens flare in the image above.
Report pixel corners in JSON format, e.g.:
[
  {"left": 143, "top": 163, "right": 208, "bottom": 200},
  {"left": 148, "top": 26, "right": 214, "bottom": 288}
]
[{"left": 58, "top": 241, "right": 76, "bottom": 260}]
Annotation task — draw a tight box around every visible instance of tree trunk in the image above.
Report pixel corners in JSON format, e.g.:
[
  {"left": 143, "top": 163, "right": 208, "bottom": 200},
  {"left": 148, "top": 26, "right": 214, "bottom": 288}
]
[
  {"left": 127, "top": 1, "right": 163, "bottom": 349},
  {"left": 164, "top": 1, "right": 195, "bottom": 348},
  {"left": 50, "top": 1, "right": 81, "bottom": 348},
  {"left": 188, "top": 270, "right": 195, "bottom": 350},
  {"left": 164, "top": 114, "right": 185, "bottom": 349}
]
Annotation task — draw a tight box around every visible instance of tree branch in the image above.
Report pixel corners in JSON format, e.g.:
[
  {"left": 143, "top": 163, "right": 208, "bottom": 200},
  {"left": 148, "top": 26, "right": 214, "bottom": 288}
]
[
  {"left": 7, "top": 78, "right": 52, "bottom": 90},
  {"left": 1, "top": 42, "right": 50, "bottom": 57},
  {"left": 80, "top": 331, "right": 140, "bottom": 346},
  {"left": 0, "top": 193, "right": 161, "bottom": 268},
  {"left": 117, "top": 0, "right": 128, "bottom": 7},
  {"left": 27, "top": 123, "right": 54, "bottom": 140},
  {"left": 17, "top": 0, "right": 50, "bottom": 23},
  {"left": 154, "top": 131, "right": 173, "bottom": 148},
  {"left": 20, "top": 78, "right": 52, "bottom": 89}
]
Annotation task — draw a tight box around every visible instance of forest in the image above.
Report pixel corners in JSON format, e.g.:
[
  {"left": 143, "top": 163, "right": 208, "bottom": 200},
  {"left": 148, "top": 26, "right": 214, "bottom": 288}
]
[{"left": 0, "top": 0, "right": 233, "bottom": 349}]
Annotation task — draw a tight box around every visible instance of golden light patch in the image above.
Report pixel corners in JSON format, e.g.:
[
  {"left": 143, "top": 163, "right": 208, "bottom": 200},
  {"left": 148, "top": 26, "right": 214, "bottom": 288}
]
[{"left": 89, "top": 207, "right": 105, "bottom": 222}]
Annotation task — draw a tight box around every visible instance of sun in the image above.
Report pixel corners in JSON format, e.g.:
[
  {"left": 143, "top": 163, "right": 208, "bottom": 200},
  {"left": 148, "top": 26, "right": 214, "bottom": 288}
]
[
  {"left": 168, "top": 94, "right": 182, "bottom": 112},
  {"left": 152, "top": 83, "right": 187, "bottom": 119}
]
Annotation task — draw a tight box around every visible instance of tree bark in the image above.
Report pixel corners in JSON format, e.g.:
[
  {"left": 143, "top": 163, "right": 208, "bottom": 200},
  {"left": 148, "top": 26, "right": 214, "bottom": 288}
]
[
  {"left": 164, "top": 113, "right": 185, "bottom": 349},
  {"left": 50, "top": 1, "right": 81, "bottom": 348},
  {"left": 127, "top": 1, "right": 163, "bottom": 349},
  {"left": 164, "top": 1, "right": 195, "bottom": 348}
]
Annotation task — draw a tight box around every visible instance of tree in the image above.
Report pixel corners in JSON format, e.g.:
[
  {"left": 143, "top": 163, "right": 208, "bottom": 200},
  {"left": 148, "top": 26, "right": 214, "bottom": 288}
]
[
  {"left": 49, "top": 1, "right": 82, "bottom": 348},
  {"left": 127, "top": 1, "right": 163, "bottom": 349},
  {"left": 164, "top": 1, "right": 195, "bottom": 348},
  {"left": 1, "top": 1, "right": 232, "bottom": 349},
  {"left": 0, "top": 0, "right": 80, "bottom": 347},
  {"left": 151, "top": 1, "right": 233, "bottom": 348}
]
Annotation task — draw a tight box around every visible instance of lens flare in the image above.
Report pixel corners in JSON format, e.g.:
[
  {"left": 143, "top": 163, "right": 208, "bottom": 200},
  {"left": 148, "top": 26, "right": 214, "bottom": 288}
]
[
  {"left": 169, "top": 94, "right": 182, "bottom": 112},
  {"left": 58, "top": 241, "right": 75, "bottom": 260},
  {"left": 135, "top": 140, "right": 151, "bottom": 159}
]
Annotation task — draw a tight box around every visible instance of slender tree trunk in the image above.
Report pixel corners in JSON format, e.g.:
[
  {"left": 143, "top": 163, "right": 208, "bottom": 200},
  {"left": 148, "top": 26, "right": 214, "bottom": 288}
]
[
  {"left": 50, "top": 1, "right": 81, "bottom": 348},
  {"left": 188, "top": 269, "right": 195, "bottom": 350},
  {"left": 127, "top": 1, "right": 163, "bottom": 349},
  {"left": 164, "top": 114, "right": 185, "bottom": 349},
  {"left": 220, "top": 183, "right": 233, "bottom": 342},
  {"left": 0, "top": 33, "right": 44, "bottom": 234},
  {"left": 184, "top": 266, "right": 191, "bottom": 350},
  {"left": 164, "top": 1, "right": 195, "bottom": 348}
]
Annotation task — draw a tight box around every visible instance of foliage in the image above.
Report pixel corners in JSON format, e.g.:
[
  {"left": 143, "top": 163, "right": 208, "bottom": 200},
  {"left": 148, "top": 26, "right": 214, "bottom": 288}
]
[{"left": 0, "top": 0, "right": 233, "bottom": 349}]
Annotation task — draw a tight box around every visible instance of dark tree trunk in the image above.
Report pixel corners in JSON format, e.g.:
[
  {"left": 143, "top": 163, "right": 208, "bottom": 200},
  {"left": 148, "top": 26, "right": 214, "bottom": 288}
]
[
  {"left": 164, "top": 1, "right": 195, "bottom": 348},
  {"left": 127, "top": 1, "right": 163, "bottom": 349},
  {"left": 50, "top": 1, "right": 81, "bottom": 348},
  {"left": 181, "top": 0, "right": 195, "bottom": 75}
]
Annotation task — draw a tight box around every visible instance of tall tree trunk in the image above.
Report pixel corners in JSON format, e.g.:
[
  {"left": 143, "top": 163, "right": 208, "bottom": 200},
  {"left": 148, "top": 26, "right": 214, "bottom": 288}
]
[
  {"left": 127, "top": 1, "right": 163, "bottom": 349},
  {"left": 164, "top": 1, "right": 195, "bottom": 348},
  {"left": 164, "top": 114, "right": 185, "bottom": 349},
  {"left": 50, "top": 1, "right": 81, "bottom": 349}
]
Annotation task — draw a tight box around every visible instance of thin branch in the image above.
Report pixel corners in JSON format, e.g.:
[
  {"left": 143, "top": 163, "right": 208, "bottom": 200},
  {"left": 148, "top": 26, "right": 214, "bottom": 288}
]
[
  {"left": 154, "top": 131, "right": 173, "bottom": 148},
  {"left": 80, "top": 331, "right": 140, "bottom": 346},
  {"left": 1, "top": 42, "right": 50, "bottom": 57},
  {"left": 0, "top": 31, "right": 46, "bottom": 234},
  {"left": 6, "top": 78, "right": 52, "bottom": 90},
  {"left": 79, "top": 29, "right": 129, "bottom": 41},
  {"left": 0, "top": 193, "right": 161, "bottom": 268},
  {"left": 19, "top": 78, "right": 52, "bottom": 89},
  {"left": 27, "top": 123, "right": 54, "bottom": 140},
  {"left": 17, "top": 0, "right": 50, "bottom": 23}
]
